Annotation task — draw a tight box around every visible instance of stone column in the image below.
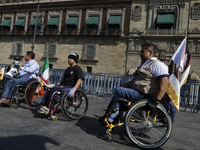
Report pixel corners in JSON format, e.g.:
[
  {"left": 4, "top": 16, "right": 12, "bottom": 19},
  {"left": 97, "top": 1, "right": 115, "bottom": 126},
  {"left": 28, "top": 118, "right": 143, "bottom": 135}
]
[
  {"left": 196, "top": 40, "right": 200, "bottom": 53},
  {"left": 147, "top": 4, "right": 154, "bottom": 29},
  {"left": 188, "top": 40, "right": 194, "bottom": 53},
  {"left": 178, "top": 3, "right": 185, "bottom": 30}
]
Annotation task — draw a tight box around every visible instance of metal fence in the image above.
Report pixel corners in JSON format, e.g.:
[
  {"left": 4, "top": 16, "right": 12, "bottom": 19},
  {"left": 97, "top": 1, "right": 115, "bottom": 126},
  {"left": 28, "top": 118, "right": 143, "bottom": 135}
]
[{"left": 0, "top": 64, "right": 200, "bottom": 112}]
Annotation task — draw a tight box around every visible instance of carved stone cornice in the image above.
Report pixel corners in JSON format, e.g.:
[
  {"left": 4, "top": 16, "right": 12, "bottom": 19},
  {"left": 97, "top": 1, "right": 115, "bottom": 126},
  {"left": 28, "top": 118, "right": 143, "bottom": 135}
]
[
  {"left": 131, "top": 28, "right": 142, "bottom": 34},
  {"left": 179, "top": 3, "right": 185, "bottom": 8},
  {"left": 189, "top": 27, "right": 200, "bottom": 33},
  {"left": 191, "top": 3, "right": 200, "bottom": 20},
  {"left": 150, "top": 0, "right": 187, "bottom": 3},
  {"left": 132, "top": 6, "right": 142, "bottom": 21}
]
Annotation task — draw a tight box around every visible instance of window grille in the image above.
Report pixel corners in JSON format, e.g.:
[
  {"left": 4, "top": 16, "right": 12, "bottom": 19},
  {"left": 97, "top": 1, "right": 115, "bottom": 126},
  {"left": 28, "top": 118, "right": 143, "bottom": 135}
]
[
  {"left": 82, "top": 43, "right": 97, "bottom": 61},
  {"left": 86, "top": 46, "right": 94, "bottom": 59},
  {"left": 45, "top": 42, "right": 57, "bottom": 58},
  {"left": 12, "top": 41, "right": 23, "bottom": 56}
]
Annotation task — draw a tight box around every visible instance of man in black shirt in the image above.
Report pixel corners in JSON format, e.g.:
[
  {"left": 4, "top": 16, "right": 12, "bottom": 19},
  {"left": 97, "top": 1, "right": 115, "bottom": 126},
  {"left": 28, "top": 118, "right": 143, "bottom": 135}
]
[{"left": 38, "top": 52, "right": 84, "bottom": 114}]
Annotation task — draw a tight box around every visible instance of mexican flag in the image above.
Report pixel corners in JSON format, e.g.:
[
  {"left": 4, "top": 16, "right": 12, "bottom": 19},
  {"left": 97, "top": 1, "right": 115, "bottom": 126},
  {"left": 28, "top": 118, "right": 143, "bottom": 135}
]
[{"left": 40, "top": 57, "right": 49, "bottom": 84}]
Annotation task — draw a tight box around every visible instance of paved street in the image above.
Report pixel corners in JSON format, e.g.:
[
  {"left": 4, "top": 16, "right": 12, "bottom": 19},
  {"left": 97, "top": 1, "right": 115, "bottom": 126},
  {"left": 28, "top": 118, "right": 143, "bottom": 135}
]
[{"left": 0, "top": 95, "right": 199, "bottom": 150}]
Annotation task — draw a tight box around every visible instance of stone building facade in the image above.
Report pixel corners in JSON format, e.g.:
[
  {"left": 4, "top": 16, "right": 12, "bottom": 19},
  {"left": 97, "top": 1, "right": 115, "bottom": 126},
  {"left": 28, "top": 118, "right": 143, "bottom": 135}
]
[{"left": 0, "top": 0, "right": 199, "bottom": 76}]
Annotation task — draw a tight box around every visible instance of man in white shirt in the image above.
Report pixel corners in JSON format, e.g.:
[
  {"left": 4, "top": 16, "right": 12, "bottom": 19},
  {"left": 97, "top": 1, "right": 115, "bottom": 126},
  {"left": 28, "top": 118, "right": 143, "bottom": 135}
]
[
  {"left": 0, "top": 51, "right": 39, "bottom": 104},
  {"left": 99, "top": 44, "right": 171, "bottom": 125}
]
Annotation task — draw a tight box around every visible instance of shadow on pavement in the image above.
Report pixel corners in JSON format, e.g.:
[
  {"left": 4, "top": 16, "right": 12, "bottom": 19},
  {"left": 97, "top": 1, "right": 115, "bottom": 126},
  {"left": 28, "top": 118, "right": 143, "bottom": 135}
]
[
  {"left": 0, "top": 135, "right": 59, "bottom": 150},
  {"left": 75, "top": 115, "right": 166, "bottom": 150}
]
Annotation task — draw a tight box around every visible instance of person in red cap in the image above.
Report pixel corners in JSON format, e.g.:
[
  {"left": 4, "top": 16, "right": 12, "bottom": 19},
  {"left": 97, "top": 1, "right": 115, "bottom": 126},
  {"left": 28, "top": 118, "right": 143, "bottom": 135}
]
[{"left": 38, "top": 52, "right": 84, "bottom": 114}]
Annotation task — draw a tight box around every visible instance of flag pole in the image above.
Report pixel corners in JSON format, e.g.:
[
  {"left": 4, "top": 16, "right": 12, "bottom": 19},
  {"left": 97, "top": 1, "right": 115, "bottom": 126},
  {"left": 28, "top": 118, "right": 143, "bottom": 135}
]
[{"left": 167, "top": 59, "right": 172, "bottom": 67}]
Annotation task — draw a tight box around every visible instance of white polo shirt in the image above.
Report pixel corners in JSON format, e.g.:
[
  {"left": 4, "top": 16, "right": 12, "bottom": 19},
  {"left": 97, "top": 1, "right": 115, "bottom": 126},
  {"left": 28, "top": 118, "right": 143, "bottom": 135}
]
[{"left": 139, "top": 57, "right": 169, "bottom": 78}]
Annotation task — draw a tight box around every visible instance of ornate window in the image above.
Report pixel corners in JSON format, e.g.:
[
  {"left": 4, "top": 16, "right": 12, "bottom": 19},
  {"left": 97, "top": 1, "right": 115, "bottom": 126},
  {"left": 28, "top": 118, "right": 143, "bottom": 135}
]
[
  {"left": 44, "top": 42, "right": 57, "bottom": 58},
  {"left": 86, "top": 46, "right": 95, "bottom": 59},
  {"left": 82, "top": 43, "right": 98, "bottom": 62},
  {"left": 64, "top": 16, "right": 79, "bottom": 35},
  {"left": 84, "top": 8, "right": 103, "bottom": 35},
  {"left": 12, "top": 41, "right": 24, "bottom": 56},
  {"left": 64, "top": 8, "right": 82, "bottom": 35},
  {"left": 106, "top": 7, "right": 125, "bottom": 36},
  {"left": 0, "top": 18, "right": 11, "bottom": 35},
  {"left": 13, "top": 12, "right": 28, "bottom": 35},
  {"left": 46, "top": 10, "right": 62, "bottom": 35}
]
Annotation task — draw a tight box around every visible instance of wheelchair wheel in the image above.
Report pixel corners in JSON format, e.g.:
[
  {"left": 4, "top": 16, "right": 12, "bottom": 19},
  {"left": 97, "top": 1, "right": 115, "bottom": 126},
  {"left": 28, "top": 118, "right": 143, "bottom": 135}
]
[
  {"left": 61, "top": 88, "right": 88, "bottom": 120},
  {"left": 11, "top": 85, "right": 26, "bottom": 107},
  {"left": 125, "top": 99, "right": 172, "bottom": 149},
  {"left": 24, "top": 80, "right": 45, "bottom": 107}
]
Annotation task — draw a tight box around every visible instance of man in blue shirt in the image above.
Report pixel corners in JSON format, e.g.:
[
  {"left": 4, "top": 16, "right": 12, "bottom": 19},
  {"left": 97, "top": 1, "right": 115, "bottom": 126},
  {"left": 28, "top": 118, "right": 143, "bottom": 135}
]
[{"left": 0, "top": 51, "right": 39, "bottom": 104}]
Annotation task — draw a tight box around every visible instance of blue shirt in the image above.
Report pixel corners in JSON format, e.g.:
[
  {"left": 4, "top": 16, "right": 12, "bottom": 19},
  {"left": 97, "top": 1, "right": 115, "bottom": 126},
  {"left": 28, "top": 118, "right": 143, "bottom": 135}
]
[{"left": 19, "top": 59, "right": 39, "bottom": 79}]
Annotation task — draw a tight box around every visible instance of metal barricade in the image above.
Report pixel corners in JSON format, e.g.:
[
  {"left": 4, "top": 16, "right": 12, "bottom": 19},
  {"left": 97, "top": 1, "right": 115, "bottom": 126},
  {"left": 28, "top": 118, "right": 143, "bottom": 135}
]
[
  {"left": 180, "top": 80, "right": 200, "bottom": 112},
  {"left": 1, "top": 63, "right": 200, "bottom": 112},
  {"left": 49, "top": 69, "right": 65, "bottom": 84}
]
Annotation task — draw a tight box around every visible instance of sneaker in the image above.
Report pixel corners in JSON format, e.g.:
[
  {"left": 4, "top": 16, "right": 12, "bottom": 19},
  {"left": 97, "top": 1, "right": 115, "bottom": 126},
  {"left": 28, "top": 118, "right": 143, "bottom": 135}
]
[{"left": 38, "top": 106, "right": 50, "bottom": 115}]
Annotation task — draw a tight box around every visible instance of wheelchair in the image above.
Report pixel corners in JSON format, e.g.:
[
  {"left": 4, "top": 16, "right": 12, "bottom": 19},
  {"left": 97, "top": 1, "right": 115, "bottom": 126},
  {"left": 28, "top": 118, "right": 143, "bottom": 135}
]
[
  {"left": 9, "top": 78, "right": 44, "bottom": 108},
  {"left": 103, "top": 97, "right": 173, "bottom": 149},
  {"left": 9, "top": 77, "right": 89, "bottom": 121},
  {"left": 45, "top": 87, "right": 89, "bottom": 121}
]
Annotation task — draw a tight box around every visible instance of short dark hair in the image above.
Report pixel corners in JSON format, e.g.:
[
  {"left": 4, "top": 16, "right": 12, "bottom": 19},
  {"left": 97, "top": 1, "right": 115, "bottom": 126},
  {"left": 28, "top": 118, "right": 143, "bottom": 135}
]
[
  {"left": 142, "top": 44, "right": 156, "bottom": 55},
  {"left": 26, "top": 51, "right": 35, "bottom": 59}
]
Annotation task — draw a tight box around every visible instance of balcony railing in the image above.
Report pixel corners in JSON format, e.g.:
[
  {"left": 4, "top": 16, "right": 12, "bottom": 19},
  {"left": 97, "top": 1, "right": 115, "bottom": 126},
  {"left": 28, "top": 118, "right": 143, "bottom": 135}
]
[
  {"left": 12, "top": 29, "right": 25, "bottom": 35},
  {"left": 63, "top": 29, "right": 78, "bottom": 35},
  {"left": 0, "top": 28, "right": 122, "bottom": 36},
  {"left": 45, "top": 29, "right": 59, "bottom": 35},
  {"left": 0, "top": 30, "right": 10, "bottom": 35},
  {"left": 143, "top": 29, "right": 187, "bottom": 36},
  {"left": 62, "top": 29, "right": 122, "bottom": 36}
]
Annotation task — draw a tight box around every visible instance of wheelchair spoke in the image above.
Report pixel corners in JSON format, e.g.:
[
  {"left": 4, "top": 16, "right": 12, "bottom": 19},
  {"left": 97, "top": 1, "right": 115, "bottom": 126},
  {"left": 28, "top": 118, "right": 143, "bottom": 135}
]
[
  {"left": 61, "top": 89, "right": 88, "bottom": 120},
  {"left": 125, "top": 100, "right": 172, "bottom": 149}
]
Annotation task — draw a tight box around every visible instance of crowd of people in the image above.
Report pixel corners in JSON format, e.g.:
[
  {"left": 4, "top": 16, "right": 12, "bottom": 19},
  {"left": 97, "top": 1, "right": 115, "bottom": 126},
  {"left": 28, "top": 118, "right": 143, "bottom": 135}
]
[{"left": 0, "top": 44, "right": 176, "bottom": 123}]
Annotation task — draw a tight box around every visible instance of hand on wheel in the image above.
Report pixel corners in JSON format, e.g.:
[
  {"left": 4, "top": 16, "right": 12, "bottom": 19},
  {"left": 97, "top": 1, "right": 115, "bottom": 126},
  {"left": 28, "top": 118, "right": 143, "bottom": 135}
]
[
  {"left": 146, "top": 97, "right": 159, "bottom": 111},
  {"left": 67, "top": 87, "right": 76, "bottom": 98}
]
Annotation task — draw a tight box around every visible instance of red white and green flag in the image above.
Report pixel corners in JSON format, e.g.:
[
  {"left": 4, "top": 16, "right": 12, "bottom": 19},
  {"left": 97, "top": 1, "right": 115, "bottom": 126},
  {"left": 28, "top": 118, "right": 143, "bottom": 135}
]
[{"left": 40, "top": 56, "right": 49, "bottom": 84}]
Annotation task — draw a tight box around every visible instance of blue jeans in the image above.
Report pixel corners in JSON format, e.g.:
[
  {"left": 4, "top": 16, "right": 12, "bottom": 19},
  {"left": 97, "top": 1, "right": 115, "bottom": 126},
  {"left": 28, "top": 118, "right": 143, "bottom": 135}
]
[
  {"left": 162, "top": 98, "right": 176, "bottom": 123},
  {"left": 41, "top": 85, "right": 70, "bottom": 107},
  {"left": 2, "top": 77, "right": 30, "bottom": 99},
  {"left": 107, "top": 87, "right": 143, "bottom": 111}
]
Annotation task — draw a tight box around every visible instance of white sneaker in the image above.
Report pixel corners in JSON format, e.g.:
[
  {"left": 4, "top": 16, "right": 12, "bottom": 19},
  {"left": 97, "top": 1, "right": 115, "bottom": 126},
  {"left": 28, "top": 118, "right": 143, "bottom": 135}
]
[{"left": 38, "top": 106, "right": 50, "bottom": 115}]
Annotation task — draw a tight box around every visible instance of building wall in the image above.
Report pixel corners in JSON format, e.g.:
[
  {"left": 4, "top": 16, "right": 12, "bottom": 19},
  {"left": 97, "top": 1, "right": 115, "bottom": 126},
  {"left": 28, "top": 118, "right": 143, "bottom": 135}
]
[{"left": 0, "top": 0, "right": 199, "bottom": 77}]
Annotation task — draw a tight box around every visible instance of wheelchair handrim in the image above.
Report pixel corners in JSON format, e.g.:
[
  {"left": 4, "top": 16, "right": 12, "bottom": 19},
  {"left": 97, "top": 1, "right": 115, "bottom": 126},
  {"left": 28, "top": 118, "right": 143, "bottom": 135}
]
[{"left": 125, "top": 99, "right": 172, "bottom": 149}]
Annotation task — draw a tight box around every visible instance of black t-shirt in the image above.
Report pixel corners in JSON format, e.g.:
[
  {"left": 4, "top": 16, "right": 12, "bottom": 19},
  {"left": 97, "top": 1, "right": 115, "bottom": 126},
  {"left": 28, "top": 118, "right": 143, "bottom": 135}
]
[{"left": 61, "top": 65, "right": 84, "bottom": 87}]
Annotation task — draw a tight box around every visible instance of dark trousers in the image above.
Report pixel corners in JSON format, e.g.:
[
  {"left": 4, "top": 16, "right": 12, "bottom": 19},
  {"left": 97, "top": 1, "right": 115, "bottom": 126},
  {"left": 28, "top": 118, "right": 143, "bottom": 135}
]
[{"left": 41, "top": 85, "right": 70, "bottom": 107}]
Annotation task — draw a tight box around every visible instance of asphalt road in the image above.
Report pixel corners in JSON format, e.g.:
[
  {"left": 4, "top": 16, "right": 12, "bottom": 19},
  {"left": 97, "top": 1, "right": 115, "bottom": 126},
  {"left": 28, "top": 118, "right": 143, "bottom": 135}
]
[{"left": 0, "top": 95, "right": 199, "bottom": 150}]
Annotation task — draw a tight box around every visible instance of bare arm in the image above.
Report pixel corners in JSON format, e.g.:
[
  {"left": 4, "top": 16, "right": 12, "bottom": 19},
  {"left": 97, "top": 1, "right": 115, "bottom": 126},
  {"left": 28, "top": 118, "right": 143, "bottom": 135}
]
[
  {"left": 74, "top": 79, "right": 82, "bottom": 89},
  {"left": 156, "top": 77, "right": 169, "bottom": 100},
  {"left": 56, "top": 79, "right": 63, "bottom": 85}
]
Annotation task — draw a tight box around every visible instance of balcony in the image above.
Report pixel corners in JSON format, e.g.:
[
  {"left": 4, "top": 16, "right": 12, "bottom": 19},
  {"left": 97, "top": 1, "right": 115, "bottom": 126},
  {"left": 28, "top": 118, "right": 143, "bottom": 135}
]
[
  {"left": 12, "top": 27, "right": 25, "bottom": 35},
  {"left": 45, "top": 29, "right": 59, "bottom": 35},
  {"left": 62, "top": 26, "right": 78, "bottom": 35},
  {"left": 142, "top": 29, "right": 187, "bottom": 36},
  {"left": 0, "top": 27, "right": 10, "bottom": 35}
]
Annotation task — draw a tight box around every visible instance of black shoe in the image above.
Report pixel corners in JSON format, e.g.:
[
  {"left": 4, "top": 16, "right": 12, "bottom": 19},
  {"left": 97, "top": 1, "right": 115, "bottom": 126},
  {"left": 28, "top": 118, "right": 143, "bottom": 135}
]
[{"left": 98, "top": 116, "right": 107, "bottom": 126}]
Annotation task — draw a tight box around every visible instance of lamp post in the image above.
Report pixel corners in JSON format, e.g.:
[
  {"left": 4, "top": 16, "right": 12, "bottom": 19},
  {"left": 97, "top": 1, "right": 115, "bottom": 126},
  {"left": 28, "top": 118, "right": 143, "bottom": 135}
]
[{"left": 31, "top": 0, "right": 41, "bottom": 52}]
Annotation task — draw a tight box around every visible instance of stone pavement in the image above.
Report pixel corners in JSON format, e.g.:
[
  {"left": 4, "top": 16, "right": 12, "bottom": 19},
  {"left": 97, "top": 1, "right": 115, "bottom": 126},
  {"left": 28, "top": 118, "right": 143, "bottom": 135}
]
[{"left": 0, "top": 95, "right": 199, "bottom": 150}]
